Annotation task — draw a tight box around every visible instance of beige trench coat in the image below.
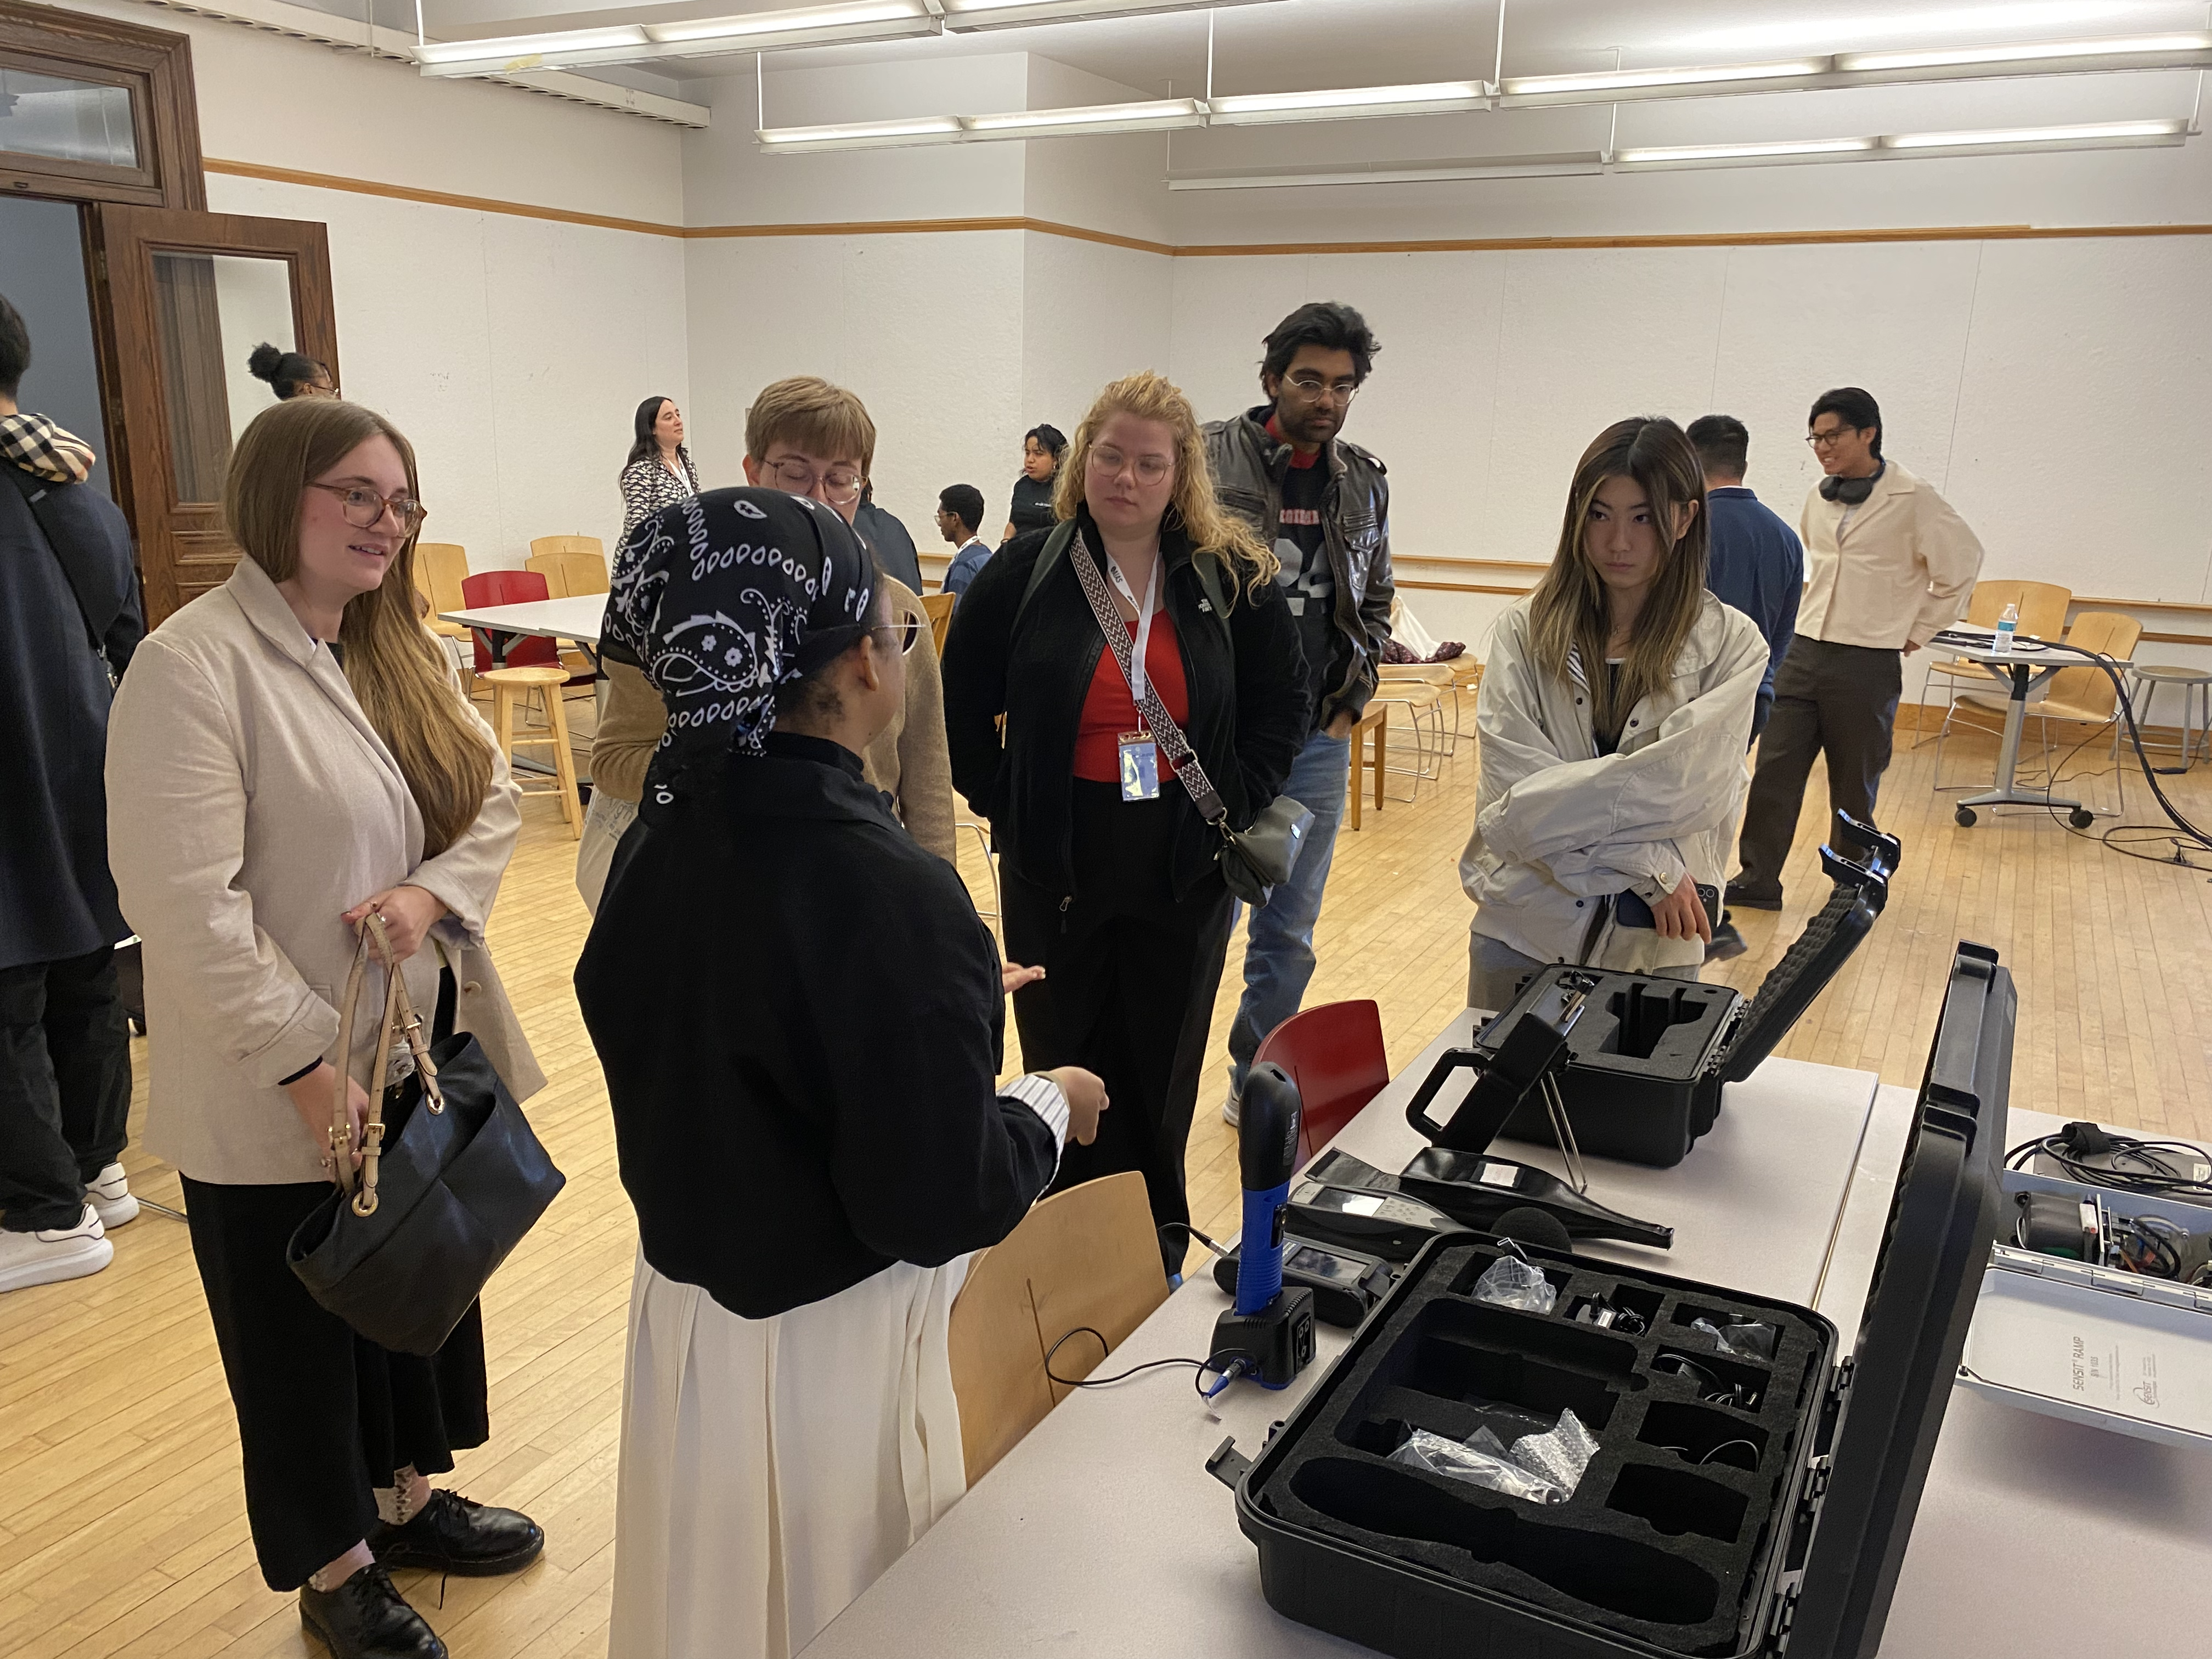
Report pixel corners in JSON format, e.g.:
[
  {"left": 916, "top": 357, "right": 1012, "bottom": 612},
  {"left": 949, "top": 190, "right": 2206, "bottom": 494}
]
[{"left": 106, "top": 556, "right": 545, "bottom": 1187}]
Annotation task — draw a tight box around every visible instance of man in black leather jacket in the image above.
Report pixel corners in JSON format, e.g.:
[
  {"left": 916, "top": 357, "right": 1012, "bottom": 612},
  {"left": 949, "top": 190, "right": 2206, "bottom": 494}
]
[{"left": 1203, "top": 301, "right": 1395, "bottom": 1126}]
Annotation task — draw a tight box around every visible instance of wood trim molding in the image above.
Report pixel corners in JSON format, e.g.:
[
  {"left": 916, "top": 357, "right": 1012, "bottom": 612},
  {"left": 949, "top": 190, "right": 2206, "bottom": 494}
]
[
  {"left": 194, "top": 161, "right": 2212, "bottom": 262},
  {"left": 1, "top": 0, "right": 205, "bottom": 210}
]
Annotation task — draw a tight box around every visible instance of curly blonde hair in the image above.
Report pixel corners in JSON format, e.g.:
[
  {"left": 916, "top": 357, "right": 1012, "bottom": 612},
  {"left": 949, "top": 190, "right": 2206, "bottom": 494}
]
[{"left": 1053, "top": 370, "right": 1278, "bottom": 595}]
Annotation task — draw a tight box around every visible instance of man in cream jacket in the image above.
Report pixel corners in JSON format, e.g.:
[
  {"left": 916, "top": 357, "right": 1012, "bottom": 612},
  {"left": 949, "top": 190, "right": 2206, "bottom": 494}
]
[{"left": 1729, "top": 388, "right": 1982, "bottom": 909}]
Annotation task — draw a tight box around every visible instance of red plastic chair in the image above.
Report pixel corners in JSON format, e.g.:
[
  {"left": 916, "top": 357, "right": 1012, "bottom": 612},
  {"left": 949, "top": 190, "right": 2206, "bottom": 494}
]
[
  {"left": 460, "top": 569, "right": 560, "bottom": 673},
  {"left": 1254, "top": 1000, "right": 1391, "bottom": 1166}
]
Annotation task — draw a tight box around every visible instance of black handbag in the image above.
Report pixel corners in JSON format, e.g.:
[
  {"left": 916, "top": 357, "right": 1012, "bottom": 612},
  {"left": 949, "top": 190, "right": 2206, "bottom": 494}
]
[
  {"left": 287, "top": 916, "right": 566, "bottom": 1356},
  {"left": 1064, "top": 525, "right": 1314, "bottom": 904}
]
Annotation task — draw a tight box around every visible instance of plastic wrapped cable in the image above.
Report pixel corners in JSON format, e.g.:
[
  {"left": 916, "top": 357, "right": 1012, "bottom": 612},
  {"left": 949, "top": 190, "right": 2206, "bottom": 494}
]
[
  {"left": 1388, "top": 1408, "right": 1600, "bottom": 1505},
  {"left": 1389, "top": 1429, "right": 1568, "bottom": 1504},
  {"left": 1471, "top": 1254, "right": 1557, "bottom": 1314},
  {"left": 1691, "top": 1317, "right": 1778, "bottom": 1360}
]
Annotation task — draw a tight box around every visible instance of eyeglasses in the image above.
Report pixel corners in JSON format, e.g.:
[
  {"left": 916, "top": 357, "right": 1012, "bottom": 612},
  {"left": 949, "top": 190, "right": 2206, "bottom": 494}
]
[
  {"left": 1284, "top": 373, "right": 1361, "bottom": 405},
  {"left": 1088, "top": 444, "right": 1175, "bottom": 487},
  {"left": 764, "top": 458, "right": 865, "bottom": 504},
  {"left": 873, "top": 616, "right": 921, "bottom": 655},
  {"left": 309, "top": 482, "right": 426, "bottom": 533},
  {"left": 1805, "top": 428, "right": 1860, "bottom": 449}
]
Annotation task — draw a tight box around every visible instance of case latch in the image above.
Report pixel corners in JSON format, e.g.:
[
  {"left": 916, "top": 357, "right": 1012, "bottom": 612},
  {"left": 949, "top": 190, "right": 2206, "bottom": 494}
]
[
  {"left": 1206, "top": 1436, "right": 1253, "bottom": 1489},
  {"left": 1764, "top": 1583, "right": 1802, "bottom": 1652}
]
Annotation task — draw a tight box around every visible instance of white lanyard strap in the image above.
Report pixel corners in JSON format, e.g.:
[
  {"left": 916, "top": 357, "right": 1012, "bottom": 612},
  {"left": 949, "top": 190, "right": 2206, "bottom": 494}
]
[{"left": 1105, "top": 556, "right": 1160, "bottom": 714}]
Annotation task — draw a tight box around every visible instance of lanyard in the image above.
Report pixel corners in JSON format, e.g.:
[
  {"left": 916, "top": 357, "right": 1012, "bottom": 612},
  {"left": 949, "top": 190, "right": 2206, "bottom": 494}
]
[{"left": 1105, "top": 555, "right": 1160, "bottom": 719}]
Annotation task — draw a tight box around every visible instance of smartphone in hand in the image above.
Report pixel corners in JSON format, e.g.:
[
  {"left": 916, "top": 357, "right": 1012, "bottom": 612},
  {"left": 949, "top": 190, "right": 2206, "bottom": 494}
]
[{"left": 1615, "top": 885, "right": 1720, "bottom": 930}]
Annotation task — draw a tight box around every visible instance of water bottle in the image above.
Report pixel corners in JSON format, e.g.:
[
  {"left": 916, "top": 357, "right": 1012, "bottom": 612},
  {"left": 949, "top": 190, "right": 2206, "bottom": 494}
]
[{"left": 1994, "top": 602, "right": 2018, "bottom": 656}]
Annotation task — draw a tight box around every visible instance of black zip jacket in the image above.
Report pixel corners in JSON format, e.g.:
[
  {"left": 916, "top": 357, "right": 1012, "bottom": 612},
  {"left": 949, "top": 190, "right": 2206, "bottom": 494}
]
[
  {"left": 941, "top": 506, "right": 1311, "bottom": 900},
  {"left": 1204, "top": 406, "right": 1393, "bottom": 726},
  {"left": 575, "top": 732, "right": 1059, "bottom": 1319}
]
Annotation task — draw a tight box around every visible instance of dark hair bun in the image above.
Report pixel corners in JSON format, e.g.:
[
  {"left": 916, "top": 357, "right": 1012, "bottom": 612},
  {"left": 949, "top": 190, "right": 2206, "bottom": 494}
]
[{"left": 246, "top": 342, "right": 286, "bottom": 384}]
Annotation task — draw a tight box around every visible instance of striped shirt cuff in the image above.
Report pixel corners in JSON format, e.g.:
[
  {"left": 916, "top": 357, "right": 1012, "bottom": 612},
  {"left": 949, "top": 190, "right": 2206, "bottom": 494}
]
[{"left": 1000, "top": 1073, "right": 1070, "bottom": 1172}]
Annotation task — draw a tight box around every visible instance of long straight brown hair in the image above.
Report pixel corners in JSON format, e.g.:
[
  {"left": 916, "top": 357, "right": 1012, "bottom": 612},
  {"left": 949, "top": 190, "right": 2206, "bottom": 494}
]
[
  {"left": 225, "top": 398, "right": 495, "bottom": 858},
  {"left": 1528, "top": 417, "right": 1709, "bottom": 740}
]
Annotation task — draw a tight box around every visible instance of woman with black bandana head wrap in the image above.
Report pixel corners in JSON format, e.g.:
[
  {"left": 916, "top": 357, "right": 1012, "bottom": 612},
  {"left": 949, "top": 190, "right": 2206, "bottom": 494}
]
[{"left": 575, "top": 487, "right": 1105, "bottom": 1659}]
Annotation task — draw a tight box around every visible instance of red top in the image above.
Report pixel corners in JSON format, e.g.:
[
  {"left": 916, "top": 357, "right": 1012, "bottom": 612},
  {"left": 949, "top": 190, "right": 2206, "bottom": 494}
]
[{"left": 1073, "top": 607, "right": 1189, "bottom": 782}]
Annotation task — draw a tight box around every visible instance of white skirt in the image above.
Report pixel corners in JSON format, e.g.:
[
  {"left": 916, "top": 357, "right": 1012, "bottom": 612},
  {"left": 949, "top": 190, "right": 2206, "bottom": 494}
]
[{"left": 607, "top": 1250, "right": 971, "bottom": 1659}]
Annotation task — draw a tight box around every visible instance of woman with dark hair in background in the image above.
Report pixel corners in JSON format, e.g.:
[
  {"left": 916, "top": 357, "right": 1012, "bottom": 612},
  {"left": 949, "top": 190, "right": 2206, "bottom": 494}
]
[
  {"left": 1460, "top": 416, "right": 1765, "bottom": 1015},
  {"left": 943, "top": 371, "right": 1308, "bottom": 1277},
  {"left": 247, "top": 342, "right": 337, "bottom": 400},
  {"left": 106, "top": 396, "right": 548, "bottom": 1659},
  {"left": 1000, "top": 423, "right": 1065, "bottom": 544},
  {"left": 618, "top": 395, "right": 698, "bottom": 539}
]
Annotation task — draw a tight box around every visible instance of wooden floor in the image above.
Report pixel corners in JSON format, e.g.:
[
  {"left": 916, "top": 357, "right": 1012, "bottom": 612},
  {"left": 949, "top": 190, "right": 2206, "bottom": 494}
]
[{"left": 4, "top": 706, "right": 2209, "bottom": 1658}]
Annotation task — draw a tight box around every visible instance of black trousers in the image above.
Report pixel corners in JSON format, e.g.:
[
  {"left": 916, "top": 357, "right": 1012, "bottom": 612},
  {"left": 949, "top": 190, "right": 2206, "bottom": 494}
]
[
  {"left": 1735, "top": 635, "right": 1901, "bottom": 897},
  {"left": 1002, "top": 781, "right": 1235, "bottom": 1277},
  {"left": 0, "top": 945, "right": 131, "bottom": 1232},
  {"left": 182, "top": 1174, "right": 490, "bottom": 1591}
]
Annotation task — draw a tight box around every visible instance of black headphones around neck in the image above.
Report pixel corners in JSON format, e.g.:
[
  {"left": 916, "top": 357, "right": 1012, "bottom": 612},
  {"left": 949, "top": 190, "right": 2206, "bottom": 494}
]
[{"left": 1819, "top": 461, "right": 1885, "bottom": 505}]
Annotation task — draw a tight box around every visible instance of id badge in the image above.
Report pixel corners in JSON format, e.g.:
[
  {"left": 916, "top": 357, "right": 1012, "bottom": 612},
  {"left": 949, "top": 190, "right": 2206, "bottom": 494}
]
[{"left": 1118, "top": 732, "right": 1161, "bottom": 802}]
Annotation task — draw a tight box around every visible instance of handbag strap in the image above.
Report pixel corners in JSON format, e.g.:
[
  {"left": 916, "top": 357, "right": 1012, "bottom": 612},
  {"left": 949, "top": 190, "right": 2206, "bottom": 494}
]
[
  {"left": 329, "top": 913, "right": 447, "bottom": 1217},
  {"left": 1066, "top": 528, "right": 1231, "bottom": 827}
]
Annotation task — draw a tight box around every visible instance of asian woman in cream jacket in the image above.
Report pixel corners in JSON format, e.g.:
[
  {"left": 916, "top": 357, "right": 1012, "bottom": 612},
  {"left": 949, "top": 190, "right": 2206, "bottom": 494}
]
[{"left": 1462, "top": 417, "right": 1767, "bottom": 1014}]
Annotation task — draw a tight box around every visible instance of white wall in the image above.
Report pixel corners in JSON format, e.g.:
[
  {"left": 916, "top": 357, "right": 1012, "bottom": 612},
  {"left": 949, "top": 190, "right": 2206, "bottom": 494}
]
[
  {"left": 1167, "top": 236, "right": 2212, "bottom": 690},
  {"left": 681, "top": 230, "right": 1026, "bottom": 550}
]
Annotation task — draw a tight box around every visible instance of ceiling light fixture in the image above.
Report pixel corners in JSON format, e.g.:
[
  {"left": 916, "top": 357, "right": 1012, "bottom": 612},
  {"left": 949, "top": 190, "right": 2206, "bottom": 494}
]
[
  {"left": 1835, "top": 32, "right": 2212, "bottom": 74},
  {"left": 964, "top": 96, "right": 1208, "bottom": 136},
  {"left": 417, "top": 0, "right": 1289, "bottom": 77},
  {"left": 756, "top": 112, "right": 967, "bottom": 151},
  {"left": 1616, "top": 117, "right": 2191, "bottom": 170},
  {"left": 1167, "top": 151, "right": 1606, "bottom": 189},
  {"left": 1502, "top": 57, "right": 1829, "bottom": 99},
  {"left": 1206, "top": 80, "right": 1490, "bottom": 126}
]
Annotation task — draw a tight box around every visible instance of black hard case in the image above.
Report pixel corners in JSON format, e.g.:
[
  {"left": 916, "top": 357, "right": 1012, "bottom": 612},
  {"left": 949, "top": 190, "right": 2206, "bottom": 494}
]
[
  {"left": 1223, "top": 944, "right": 2014, "bottom": 1659},
  {"left": 1468, "top": 822, "right": 1896, "bottom": 1169}
]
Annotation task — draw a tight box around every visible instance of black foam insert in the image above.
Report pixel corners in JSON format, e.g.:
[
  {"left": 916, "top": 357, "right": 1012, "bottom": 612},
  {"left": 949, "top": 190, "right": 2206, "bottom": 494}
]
[{"left": 1252, "top": 1240, "right": 1830, "bottom": 1657}]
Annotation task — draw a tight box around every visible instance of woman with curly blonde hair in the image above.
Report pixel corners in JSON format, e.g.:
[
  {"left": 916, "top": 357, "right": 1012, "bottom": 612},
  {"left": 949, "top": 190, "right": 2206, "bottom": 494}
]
[{"left": 941, "top": 370, "right": 1310, "bottom": 1276}]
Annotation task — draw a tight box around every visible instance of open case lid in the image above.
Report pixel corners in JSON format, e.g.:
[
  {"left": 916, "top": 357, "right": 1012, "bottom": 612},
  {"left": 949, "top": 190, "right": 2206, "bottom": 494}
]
[
  {"left": 1712, "top": 815, "right": 1897, "bottom": 1086},
  {"left": 1785, "top": 941, "right": 2013, "bottom": 1659}
]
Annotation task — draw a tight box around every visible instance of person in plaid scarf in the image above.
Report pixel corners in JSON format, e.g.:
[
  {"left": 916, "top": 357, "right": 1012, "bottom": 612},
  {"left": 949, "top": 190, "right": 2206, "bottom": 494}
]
[{"left": 0, "top": 290, "right": 144, "bottom": 1296}]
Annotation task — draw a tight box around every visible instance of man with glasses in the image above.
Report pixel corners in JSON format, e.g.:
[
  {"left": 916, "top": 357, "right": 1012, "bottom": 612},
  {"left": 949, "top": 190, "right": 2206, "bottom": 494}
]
[
  {"left": 1728, "top": 386, "right": 1982, "bottom": 912},
  {"left": 1205, "top": 301, "right": 1392, "bottom": 1127},
  {"left": 579, "top": 376, "right": 955, "bottom": 912}
]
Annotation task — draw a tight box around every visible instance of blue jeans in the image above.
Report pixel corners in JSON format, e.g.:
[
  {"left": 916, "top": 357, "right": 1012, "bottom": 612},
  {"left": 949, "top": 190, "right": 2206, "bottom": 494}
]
[{"left": 1226, "top": 729, "right": 1351, "bottom": 1102}]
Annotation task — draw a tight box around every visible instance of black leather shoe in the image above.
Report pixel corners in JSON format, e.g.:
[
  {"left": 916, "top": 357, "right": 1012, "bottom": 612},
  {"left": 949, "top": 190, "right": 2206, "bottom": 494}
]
[
  {"left": 369, "top": 1489, "right": 545, "bottom": 1577},
  {"left": 1724, "top": 880, "right": 1783, "bottom": 912},
  {"left": 1705, "top": 918, "right": 1749, "bottom": 963},
  {"left": 300, "top": 1563, "right": 447, "bottom": 1658}
]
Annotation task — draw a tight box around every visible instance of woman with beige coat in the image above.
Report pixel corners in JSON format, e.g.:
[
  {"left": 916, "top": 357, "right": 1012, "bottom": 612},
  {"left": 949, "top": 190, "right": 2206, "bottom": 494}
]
[{"left": 107, "top": 398, "right": 548, "bottom": 1659}]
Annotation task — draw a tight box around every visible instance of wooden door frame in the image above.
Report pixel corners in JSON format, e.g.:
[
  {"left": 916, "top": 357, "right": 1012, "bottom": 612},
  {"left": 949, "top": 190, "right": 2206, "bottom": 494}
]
[
  {"left": 98, "top": 206, "right": 336, "bottom": 620},
  {"left": 0, "top": 1, "right": 205, "bottom": 211}
]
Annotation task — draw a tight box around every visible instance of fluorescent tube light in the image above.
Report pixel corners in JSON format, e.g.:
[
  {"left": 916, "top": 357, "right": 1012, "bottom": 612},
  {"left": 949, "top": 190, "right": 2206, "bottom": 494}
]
[
  {"left": 965, "top": 97, "right": 1207, "bottom": 137},
  {"left": 1207, "top": 81, "right": 1489, "bottom": 125},
  {"left": 941, "top": 0, "right": 1280, "bottom": 29},
  {"left": 1837, "top": 32, "right": 2212, "bottom": 73},
  {"left": 1884, "top": 118, "right": 2189, "bottom": 149},
  {"left": 756, "top": 113, "right": 966, "bottom": 151},
  {"left": 1616, "top": 137, "right": 1876, "bottom": 165},
  {"left": 1616, "top": 120, "right": 2191, "bottom": 171},
  {"left": 416, "top": 25, "right": 650, "bottom": 67},
  {"left": 1168, "top": 152, "right": 1606, "bottom": 190},
  {"left": 420, "top": 0, "right": 942, "bottom": 74},
  {"left": 1502, "top": 57, "right": 1830, "bottom": 99},
  {"left": 648, "top": 1, "right": 936, "bottom": 46}
]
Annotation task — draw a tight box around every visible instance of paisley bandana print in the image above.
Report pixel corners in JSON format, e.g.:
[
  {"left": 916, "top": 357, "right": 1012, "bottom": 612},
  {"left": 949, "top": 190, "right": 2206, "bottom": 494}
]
[{"left": 602, "top": 486, "right": 876, "bottom": 809}]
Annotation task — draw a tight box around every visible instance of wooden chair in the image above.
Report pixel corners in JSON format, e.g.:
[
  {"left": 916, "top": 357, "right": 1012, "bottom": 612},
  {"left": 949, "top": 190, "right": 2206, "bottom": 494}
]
[
  {"left": 1254, "top": 1000, "right": 1390, "bottom": 1166},
  {"left": 1970, "top": 611, "right": 2142, "bottom": 817},
  {"left": 412, "top": 543, "right": 471, "bottom": 644},
  {"left": 1347, "top": 706, "right": 1386, "bottom": 831},
  {"left": 480, "top": 664, "right": 583, "bottom": 838},
  {"left": 528, "top": 533, "right": 606, "bottom": 565},
  {"left": 947, "top": 1172, "right": 1169, "bottom": 1487},
  {"left": 922, "top": 591, "right": 957, "bottom": 658},
  {"left": 1374, "top": 665, "right": 1451, "bottom": 801},
  {"left": 525, "top": 547, "right": 610, "bottom": 600},
  {"left": 1917, "top": 579, "right": 2070, "bottom": 748}
]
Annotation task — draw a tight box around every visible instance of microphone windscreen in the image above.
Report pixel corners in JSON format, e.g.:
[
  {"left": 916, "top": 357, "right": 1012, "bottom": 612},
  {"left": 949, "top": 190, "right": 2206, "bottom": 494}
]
[{"left": 1492, "top": 1206, "right": 1573, "bottom": 1254}]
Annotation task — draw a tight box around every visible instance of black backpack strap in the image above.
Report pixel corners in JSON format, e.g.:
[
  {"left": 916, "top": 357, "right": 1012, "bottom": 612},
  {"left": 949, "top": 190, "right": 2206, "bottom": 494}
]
[
  {"left": 1013, "top": 518, "right": 1079, "bottom": 629},
  {"left": 1, "top": 462, "right": 103, "bottom": 657}
]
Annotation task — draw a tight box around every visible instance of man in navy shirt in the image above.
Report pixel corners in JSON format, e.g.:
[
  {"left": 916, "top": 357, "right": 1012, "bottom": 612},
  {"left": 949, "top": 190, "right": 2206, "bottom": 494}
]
[
  {"left": 1687, "top": 415, "right": 1802, "bottom": 961},
  {"left": 936, "top": 484, "right": 992, "bottom": 597}
]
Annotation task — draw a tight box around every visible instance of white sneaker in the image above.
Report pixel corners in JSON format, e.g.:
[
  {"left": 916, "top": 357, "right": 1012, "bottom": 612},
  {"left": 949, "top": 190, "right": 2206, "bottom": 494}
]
[
  {"left": 1221, "top": 1092, "right": 1242, "bottom": 1129},
  {"left": 87, "top": 1163, "right": 139, "bottom": 1229},
  {"left": 0, "top": 1204, "right": 112, "bottom": 1294}
]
